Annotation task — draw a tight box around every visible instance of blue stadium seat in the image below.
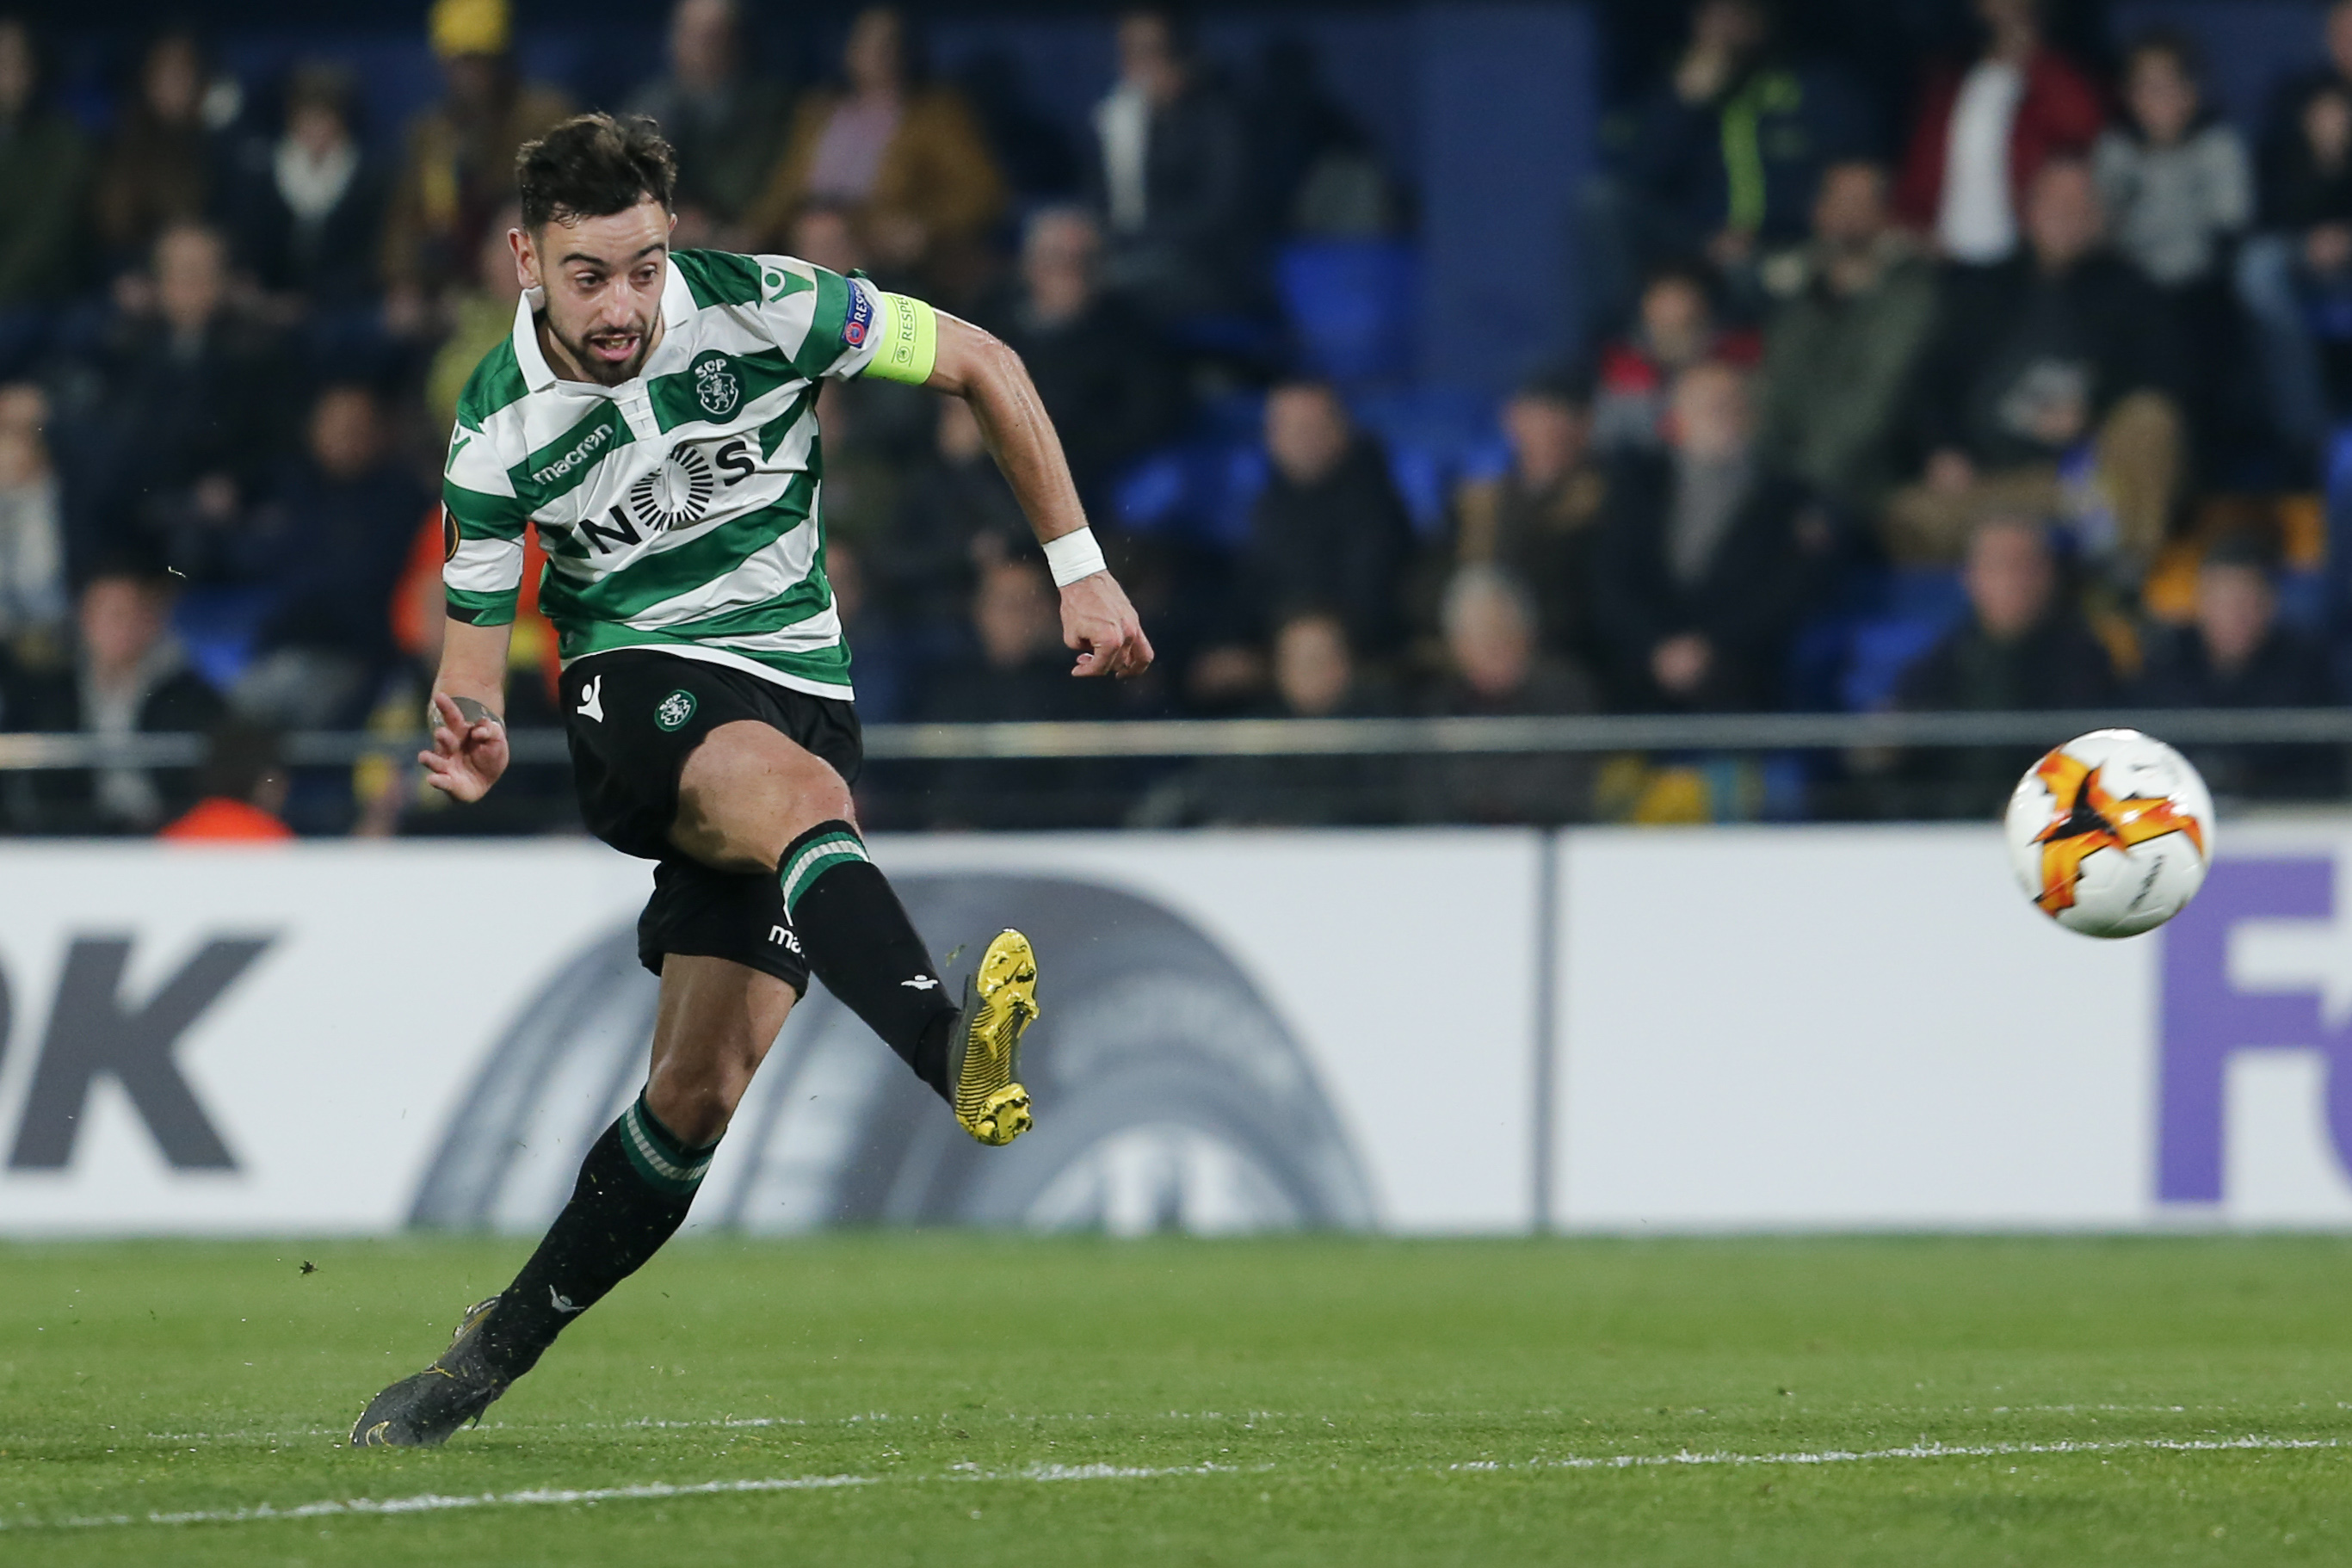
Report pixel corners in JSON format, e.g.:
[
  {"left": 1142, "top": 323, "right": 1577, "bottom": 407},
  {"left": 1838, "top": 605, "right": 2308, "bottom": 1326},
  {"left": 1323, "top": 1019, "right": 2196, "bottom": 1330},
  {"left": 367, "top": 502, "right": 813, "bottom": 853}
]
[
  {"left": 171, "top": 586, "right": 275, "bottom": 695},
  {"left": 1110, "top": 395, "right": 1268, "bottom": 553},
  {"left": 1349, "top": 386, "right": 1507, "bottom": 539},
  {"left": 1114, "top": 386, "right": 1512, "bottom": 550},
  {"left": 2324, "top": 423, "right": 2352, "bottom": 617},
  {"left": 1276, "top": 240, "right": 1417, "bottom": 387},
  {"left": 1787, "top": 567, "right": 1967, "bottom": 715},
  {"left": 1840, "top": 615, "right": 1955, "bottom": 713}
]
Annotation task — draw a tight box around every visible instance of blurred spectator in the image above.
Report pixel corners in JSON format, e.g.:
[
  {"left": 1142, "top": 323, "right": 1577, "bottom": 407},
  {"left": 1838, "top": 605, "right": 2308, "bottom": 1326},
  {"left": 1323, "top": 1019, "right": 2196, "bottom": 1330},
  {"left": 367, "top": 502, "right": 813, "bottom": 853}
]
[
  {"left": 2094, "top": 33, "right": 2250, "bottom": 293},
  {"left": 1612, "top": 0, "right": 1867, "bottom": 289},
  {"left": 1451, "top": 372, "right": 1608, "bottom": 664},
  {"left": 158, "top": 719, "right": 293, "bottom": 841},
  {"left": 789, "top": 204, "right": 932, "bottom": 545},
  {"left": 950, "top": 47, "right": 1082, "bottom": 203},
  {"left": 867, "top": 396, "right": 1026, "bottom": 632},
  {"left": 1898, "top": 515, "right": 2117, "bottom": 709},
  {"left": 1895, "top": 0, "right": 2102, "bottom": 267},
  {"left": 1269, "top": 608, "right": 1385, "bottom": 721},
  {"left": 1248, "top": 34, "right": 1398, "bottom": 240},
  {"left": 224, "top": 64, "right": 386, "bottom": 308},
  {"left": 233, "top": 384, "right": 428, "bottom": 728},
  {"left": 787, "top": 200, "right": 864, "bottom": 277},
  {"left": 1591, "top": 361, "right": 1835, "bottom": 713},
  {"left": 1239, "top": 380, "right": 1417, "bottom": 660},
  {"left": 1759, "top": 159, "right": 1939, "bottom": 513},
  {"left": 1090, "top": 9, "right": 1254, "bottom": 322},
  {"left": 381, "top": 0, "right": 571, "bottom": 315},
  {"left": 917, "top": 553, "right": 1117, "bottom": 828},
  {"left": 1171, "top": 609, "right": 1399, "bottom": 825},
  {"left": 25, "top": 566, "right": 225, "bottom": 833},
  {"left": 1413, "top": 566, "right": 1598, "bottom": 824},
  {"left": 625, "top": 0, "right": 792, "bottom": 248},
  {"left": 1892, "top": 159, "right": 2183, "bottom": 574},
  {"left": 427, "top": 204, "right": 524, "bottom": 434},
  {"left": 985, "top": 207, "right": 1183, "bottom": 511},
  {"left": 2094, "top": 31, "right": 2250, "bottom": 460},
  {"left": 90, "top": 29, "right": 228, "bottom": 275},
  {"left": 0, "top": 15, "right": 88, "bottom": 310},
  {"left": 2238, "top": 4, "right": 2352, "bottom": 466},
  {"left": 819, "top": 539, "right": 911, "bottom": 725},
  {"left": 925, "top": 554, "right": 1080, "bottom": 719},
  {"left": 1890, "top": 514, "right": 2117, "bottom": 816},
  {"left": 2134, "top": 531, "right": 2339, "bottom": 799},
  {"left": 0, "top": 382, "right": 64, "bottom": 646},
  {"left": 745, "top": 6, "right": 1005, "bottom": 299},
  {"left": 1591, "top": 264, "right": 1758, "bottom": 452},
  {"left": 66, "top": 222, "right": 290, "bottom": 583}
]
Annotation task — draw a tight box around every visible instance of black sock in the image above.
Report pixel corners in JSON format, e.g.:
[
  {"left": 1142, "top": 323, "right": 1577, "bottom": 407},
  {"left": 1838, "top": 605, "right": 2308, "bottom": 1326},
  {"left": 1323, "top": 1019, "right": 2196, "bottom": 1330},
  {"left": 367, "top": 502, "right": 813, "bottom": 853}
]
[
  {"left": 779, "top": 819, "right": 958, "bottom": 1100},
  {"left": 479, "top": 1090, "right": 714, "bottom": 1382}
]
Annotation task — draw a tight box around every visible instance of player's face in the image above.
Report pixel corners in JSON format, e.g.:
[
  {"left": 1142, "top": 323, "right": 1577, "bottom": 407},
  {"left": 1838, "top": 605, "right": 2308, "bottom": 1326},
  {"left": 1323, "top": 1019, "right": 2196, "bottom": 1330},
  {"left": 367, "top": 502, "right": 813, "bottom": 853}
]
[{"left": 516, "top": 200, "right": 675, "bottom": 386}]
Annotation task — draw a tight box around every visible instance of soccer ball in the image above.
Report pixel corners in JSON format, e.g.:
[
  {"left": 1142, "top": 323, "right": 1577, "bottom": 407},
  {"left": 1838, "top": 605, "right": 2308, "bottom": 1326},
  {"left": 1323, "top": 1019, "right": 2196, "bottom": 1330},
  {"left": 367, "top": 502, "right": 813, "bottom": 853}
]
[{"left": 2003, "top": 728, "right": 2214, "bottom": 939}]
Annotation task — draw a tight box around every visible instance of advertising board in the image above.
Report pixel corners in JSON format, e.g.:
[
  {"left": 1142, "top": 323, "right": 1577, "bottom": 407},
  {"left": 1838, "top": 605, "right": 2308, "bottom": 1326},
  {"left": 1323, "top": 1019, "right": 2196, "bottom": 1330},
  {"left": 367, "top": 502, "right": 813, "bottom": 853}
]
[
  {"left": 8, "top": 822, "right": 2352, "bottom": 1235},
  {"left": 0, "top": 833, "right": 1537, "bottom": 1236},
  {"left": 1555, "top": 824, "right": 2352, "bottom": 1229}
]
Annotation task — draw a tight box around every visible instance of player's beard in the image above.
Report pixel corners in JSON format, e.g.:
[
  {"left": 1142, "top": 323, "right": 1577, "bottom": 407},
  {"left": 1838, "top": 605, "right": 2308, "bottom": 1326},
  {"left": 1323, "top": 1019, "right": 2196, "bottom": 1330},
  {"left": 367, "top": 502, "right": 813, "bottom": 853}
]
[{"left": 551, "top": 312, "right": 656, "bottom": 386}]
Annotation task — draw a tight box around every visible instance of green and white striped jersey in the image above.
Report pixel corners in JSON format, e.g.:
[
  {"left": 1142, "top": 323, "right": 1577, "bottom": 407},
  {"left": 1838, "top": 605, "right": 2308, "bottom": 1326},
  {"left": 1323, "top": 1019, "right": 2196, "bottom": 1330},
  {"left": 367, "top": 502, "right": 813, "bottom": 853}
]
[{"left": 441, "top": 250, "right": 921, "bottom": 700}]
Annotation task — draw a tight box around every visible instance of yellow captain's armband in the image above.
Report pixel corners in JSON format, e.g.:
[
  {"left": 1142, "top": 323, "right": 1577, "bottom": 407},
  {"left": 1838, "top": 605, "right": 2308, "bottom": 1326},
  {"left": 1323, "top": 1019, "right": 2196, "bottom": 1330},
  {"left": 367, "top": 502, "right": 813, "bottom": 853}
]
[{"left": 864, "top": 291, "right": 939, "bottom": 385}]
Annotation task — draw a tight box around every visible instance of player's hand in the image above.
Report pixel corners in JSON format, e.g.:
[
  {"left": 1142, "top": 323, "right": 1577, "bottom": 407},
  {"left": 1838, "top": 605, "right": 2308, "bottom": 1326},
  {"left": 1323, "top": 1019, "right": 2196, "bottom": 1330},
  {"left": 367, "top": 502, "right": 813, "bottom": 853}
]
[
  {"left": 1060, "top": 571, "right": 1154, "bottom": 679},
  {"left": 418, "top": 692, "right": 509, "bottom": 802}
]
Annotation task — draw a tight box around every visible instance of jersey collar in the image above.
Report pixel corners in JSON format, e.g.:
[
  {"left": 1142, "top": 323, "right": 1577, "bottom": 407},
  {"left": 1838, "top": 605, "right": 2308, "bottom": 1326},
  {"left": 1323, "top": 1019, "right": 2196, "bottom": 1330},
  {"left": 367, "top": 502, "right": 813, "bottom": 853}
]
[
  {"left": 509, "top": 255, "right": 696, "bottom": 395},
  {"left": 659, "top": 255, "right": 694, "bottom": 332},
  {"left": 511, "top": 288, "right": 558, "bottom": 392}
]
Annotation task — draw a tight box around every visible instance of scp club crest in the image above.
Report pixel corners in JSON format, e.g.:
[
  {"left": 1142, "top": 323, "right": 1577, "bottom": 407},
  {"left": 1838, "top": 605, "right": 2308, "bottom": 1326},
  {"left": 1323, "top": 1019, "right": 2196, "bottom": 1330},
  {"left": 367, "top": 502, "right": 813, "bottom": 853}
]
[
  {"left": 2030, "top": 751, "right": 2206, "bottom": 914},
  {"left": 692, "top": 351, "right": 740, "bottom": 418}
]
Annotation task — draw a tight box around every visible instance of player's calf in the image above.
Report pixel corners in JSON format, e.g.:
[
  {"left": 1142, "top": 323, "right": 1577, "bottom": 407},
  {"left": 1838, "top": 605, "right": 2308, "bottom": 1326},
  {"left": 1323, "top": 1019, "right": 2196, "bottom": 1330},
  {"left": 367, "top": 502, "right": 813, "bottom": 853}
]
[
  {"left": 349, "top": 1090, "right": 717, "bottom": 1447},
  {"left": 776, "top": 820, "right": 1038, "bottom": 1145}
]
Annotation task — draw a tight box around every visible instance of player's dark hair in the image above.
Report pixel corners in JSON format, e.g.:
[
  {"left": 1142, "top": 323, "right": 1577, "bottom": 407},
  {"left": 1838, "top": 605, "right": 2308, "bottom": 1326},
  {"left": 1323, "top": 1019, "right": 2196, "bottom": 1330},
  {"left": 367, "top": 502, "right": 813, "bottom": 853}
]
[{"left": 515, "top": 112, "right": 676, "bottom": 231}]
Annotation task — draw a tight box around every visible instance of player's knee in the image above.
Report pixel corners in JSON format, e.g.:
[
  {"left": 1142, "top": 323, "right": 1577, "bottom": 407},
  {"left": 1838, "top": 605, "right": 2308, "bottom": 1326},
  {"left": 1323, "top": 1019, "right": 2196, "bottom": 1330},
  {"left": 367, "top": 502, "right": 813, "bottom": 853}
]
[{"left": 642, "top": 1065, "right": 743, "bottom": 1147}]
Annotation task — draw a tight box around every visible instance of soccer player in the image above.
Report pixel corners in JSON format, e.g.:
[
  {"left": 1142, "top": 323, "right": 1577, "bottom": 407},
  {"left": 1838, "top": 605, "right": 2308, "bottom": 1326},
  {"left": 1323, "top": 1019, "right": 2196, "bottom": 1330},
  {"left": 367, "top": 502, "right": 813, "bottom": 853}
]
[{"left": 350, "top": 114, "right": 1151, "bottom": 1447}]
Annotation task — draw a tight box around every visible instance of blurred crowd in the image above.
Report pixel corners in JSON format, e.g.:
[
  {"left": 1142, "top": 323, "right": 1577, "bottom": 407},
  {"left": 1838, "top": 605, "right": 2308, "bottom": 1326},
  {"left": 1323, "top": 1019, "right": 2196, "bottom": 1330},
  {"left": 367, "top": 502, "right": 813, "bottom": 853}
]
[{"left": 0, "top": 0, "right": 2349, "bottom": 836}]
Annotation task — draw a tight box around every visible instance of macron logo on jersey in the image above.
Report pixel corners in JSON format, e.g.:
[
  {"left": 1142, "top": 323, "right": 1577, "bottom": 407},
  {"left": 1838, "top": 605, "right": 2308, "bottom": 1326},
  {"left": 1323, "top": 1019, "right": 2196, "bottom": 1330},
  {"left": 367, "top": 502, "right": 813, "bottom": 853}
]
[{"left": 530, "top": 423, "right": 614, "bottom": 485}]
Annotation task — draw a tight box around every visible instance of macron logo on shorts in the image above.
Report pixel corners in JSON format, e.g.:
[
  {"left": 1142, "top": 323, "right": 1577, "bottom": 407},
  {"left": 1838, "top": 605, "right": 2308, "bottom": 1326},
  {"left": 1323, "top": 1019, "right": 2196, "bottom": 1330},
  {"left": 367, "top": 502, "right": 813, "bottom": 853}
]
[
  {"left": 576, "top": 676, "right": 604, "bottom": 723},
  {"left": 768, "top": 924, "right": 803, "bottom": 954}
]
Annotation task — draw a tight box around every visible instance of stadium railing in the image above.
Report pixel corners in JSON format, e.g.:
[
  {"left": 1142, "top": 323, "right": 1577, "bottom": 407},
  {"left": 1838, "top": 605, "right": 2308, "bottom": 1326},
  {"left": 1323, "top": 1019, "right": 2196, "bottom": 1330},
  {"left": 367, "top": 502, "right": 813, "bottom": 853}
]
[{"left": 2, "top": 708, "right": 2350, "bottom": 769}]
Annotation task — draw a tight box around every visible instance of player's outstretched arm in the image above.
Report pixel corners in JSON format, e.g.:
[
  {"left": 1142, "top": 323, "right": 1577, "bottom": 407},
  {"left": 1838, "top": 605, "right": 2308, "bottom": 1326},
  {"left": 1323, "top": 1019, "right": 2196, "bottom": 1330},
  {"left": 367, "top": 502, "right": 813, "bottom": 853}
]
[
  {"left": 420, "top": 618, "right": 513, "bottom": 802},
  {"left": 924, "top": 312, "right": 1154, "bottom": 679}
]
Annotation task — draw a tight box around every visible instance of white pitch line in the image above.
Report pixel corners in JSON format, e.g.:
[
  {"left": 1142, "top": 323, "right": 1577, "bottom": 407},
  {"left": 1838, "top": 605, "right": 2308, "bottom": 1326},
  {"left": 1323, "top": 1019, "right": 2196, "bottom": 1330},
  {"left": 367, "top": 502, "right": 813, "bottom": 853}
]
[
  {"left": 12, "top": 1472, "right": 879, "bottom": 1532},
  {"left": 1, "top": 1461, "right": 1251, "bottom": 1533},
  {"left": 1450, "top": 1434, "right": 2344, "bottom": 1472},
  {"left": 5, "top": 1435, "right": 2337, "bottom": 1534}
]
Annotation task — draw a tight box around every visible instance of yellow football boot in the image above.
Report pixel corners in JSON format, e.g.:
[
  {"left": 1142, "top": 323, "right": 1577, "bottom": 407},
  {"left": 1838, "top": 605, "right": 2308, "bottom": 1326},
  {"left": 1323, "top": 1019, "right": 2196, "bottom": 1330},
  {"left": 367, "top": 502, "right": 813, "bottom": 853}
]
[{"left": 952, "top": 929, "right": 1039, "bottom": 1145}]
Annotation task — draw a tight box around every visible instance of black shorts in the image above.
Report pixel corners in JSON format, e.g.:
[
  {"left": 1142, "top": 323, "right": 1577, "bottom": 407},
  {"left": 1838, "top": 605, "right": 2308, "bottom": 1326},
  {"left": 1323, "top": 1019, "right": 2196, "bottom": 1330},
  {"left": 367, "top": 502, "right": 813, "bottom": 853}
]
[{"left": 559, "top": 649, "right": 861, "bottom": 993}]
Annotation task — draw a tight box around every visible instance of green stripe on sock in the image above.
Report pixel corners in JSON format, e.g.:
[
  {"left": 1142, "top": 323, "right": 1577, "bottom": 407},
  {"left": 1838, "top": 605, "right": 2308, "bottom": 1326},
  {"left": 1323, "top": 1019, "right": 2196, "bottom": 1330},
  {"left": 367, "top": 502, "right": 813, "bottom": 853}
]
[
  {"left": 780, "top": 831, "right": 869, "bottom": 913},
  {"left": 618, "top": 1096, "right": 712, "bottom": 1197}
]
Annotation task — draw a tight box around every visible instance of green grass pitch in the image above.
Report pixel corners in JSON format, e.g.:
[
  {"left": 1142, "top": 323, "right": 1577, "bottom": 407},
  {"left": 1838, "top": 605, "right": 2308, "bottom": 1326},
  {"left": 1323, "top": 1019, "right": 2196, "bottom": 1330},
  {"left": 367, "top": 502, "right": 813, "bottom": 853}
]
[{"left": 3, "top": 1234, "right": 2350, "bottom": 1565}]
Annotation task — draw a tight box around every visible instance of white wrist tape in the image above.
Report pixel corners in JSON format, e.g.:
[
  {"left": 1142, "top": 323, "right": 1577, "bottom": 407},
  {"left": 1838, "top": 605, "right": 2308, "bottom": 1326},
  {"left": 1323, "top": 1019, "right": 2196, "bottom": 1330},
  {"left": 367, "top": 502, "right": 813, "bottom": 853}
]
[{"left": 1042, "top": 527, "right": 1107, "bottom": 587}]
